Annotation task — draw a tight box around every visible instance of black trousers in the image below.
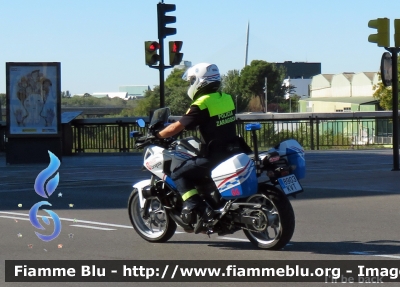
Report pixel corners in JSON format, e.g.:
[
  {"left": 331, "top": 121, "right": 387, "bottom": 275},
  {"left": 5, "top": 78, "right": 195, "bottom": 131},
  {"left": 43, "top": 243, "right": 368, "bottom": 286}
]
[{"left": 170, "top": 152, "right": 231, "bottom": 207}]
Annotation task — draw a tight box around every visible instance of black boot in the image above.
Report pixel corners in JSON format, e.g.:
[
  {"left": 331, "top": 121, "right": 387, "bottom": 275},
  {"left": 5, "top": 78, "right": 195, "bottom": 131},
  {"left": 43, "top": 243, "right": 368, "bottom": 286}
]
[
  {"left": 194, "top": 205, "right": 215, "bottom": 234},
  {"left": 181, "top": 194, "right": 215, "bottom": 234}
]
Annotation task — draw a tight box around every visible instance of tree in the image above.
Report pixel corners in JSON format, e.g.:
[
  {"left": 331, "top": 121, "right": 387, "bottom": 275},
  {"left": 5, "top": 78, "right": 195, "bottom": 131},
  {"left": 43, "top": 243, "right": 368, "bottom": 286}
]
[
  {"left": 373, "top": 58, "right": 400, "bottom": 110},
  {"left": 132, "top": 86, "right": 160, "bottom": 116},
  {"left": 221, "top": 69, "right": 250, "bottom": 113},
  {"left": 165, "top": 86, "right": 191, "bottom": 115},
  {"left": 240, "top": 60, "right": 286, "bottom": 112},
  {"left": 61, "top": 90, "right": 71, "bottom": 98},
  {"left": 132, "top": 67, "right": 191, "bottom": 116},
  {"left": 165, "top": 67, "right": 188, "bottom": 90},
  {"left": 164, "top": 67, "right": 192, "bottom": 115},
  {"left": 0, "top": 93, "right": 5, "bottom": 107}
]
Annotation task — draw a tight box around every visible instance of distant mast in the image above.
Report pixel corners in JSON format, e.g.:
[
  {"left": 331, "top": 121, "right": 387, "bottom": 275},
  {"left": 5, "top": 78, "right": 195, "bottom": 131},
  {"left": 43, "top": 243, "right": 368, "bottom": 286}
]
[{"left": 244, "top": 21, "right": 249, "bottom": 67}]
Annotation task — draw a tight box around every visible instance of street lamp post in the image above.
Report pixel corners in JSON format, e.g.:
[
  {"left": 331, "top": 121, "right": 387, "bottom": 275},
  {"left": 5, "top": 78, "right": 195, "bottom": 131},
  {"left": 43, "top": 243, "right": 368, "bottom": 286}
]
[{"left": 235, "top": 95, "right": 238, "bottom": 114}]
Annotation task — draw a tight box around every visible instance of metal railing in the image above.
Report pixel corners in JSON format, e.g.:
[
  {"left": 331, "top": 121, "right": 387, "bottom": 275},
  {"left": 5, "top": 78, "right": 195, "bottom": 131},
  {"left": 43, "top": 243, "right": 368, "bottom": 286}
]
[
  {"left": 69, "top": 111, "right": 396, "bottom": 153},
  {"left": 0, "top": 111, "right": 396, "bottom": 153}
]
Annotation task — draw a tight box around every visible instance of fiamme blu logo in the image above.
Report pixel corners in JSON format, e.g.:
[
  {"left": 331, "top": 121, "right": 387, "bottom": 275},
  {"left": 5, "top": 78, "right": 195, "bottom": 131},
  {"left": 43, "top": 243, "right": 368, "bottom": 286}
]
[{"left": 29, "top": 151, "right": 62, "bottom": 242}]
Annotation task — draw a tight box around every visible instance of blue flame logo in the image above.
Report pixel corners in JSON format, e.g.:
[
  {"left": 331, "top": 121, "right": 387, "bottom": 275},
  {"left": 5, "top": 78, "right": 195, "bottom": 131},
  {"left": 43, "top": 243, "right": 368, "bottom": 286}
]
[
  {"left": 34, "top": 151, "right": 60, "bottom": 198},
  {"left": 29, "top": 201, "right": 62, "bottom": 242},
  {"left": 29, "top": 151, "right": 62, "bottom": 242}
]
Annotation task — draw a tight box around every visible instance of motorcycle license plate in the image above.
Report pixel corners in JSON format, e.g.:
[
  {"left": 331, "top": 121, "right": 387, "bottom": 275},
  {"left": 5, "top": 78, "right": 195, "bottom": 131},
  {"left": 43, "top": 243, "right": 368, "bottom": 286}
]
[{"left": 278, "top": 174, "right": 303, "bottom": 195}]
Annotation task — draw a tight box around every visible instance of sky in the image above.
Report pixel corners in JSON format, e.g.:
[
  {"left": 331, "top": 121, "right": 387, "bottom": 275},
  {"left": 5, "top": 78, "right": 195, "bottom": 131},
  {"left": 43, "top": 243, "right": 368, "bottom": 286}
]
[{"left": 1, "top": 0, "right": 400, "bottom": 95}]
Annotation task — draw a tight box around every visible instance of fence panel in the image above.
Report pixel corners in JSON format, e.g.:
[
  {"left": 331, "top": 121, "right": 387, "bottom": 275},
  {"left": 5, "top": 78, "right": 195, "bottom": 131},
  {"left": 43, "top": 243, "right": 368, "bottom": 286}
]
[{"left": 66, "top": 114, "right": 395, "bottom": 153}]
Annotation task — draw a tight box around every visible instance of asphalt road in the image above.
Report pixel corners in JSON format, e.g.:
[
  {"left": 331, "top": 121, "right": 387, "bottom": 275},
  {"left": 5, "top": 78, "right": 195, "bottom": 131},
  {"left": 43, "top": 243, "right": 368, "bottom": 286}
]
[{"left": 1, "top": 150, "right": 400, "bottom": 287}]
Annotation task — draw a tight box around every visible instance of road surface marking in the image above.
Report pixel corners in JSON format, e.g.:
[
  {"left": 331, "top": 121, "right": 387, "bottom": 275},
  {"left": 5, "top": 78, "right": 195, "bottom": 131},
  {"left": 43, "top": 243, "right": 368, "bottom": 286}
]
[
  {"left": 0, "top": 215, "right": 30, "bottom": 221},
  {"left": 349, "top": 251, "right": 400, "bottom": 259},
  {"left": 0, "top": 211, "right": 133, "bottom": 229},
  {"left": 0, "top": 211, "right": 185, "bottom": 233},
  {"left": 218, "top": 236, "right": 249, "bottom": 242},
  {"left": 69, "top": 224, "right": 116, "bottom": 231}
]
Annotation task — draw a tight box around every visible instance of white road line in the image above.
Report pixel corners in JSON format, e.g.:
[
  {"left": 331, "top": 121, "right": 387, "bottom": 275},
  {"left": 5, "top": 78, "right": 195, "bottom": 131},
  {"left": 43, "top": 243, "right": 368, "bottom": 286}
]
[
  {"left": 69, "top": 224, "right": 116, "bottom": 231},
  {"left": 218, "top": 236, "right": 249, "bottom": 242},
  {"left": 0, "top": 215, "right": 30, "bottom": 221},
  {"left": 349, "top": 251, "right": 400, "bottom": 259},
  {"left": 0, "top": 211, "right": 185, "bottom": 234},
  {"left": 0, "top": 211, "right": 240, "bottom": 239},
  {"left": 0, "top": 211, "right": 133, "bottom": 229}
]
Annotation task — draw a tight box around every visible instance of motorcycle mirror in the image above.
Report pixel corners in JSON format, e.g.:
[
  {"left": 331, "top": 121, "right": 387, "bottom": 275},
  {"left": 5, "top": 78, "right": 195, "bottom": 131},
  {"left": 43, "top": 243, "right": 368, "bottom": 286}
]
[{"left": 137, "top": 119, "right": 145, "bottom": 128}]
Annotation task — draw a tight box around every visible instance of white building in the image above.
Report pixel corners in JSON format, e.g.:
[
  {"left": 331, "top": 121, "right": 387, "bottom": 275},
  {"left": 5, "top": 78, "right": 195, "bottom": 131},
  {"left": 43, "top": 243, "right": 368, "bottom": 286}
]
[
  {"left": 300, "top": 72, "right": 380, "bottom": 112},
  {"left": 118, "top": 85, "right": 150, "bottom": 99}
]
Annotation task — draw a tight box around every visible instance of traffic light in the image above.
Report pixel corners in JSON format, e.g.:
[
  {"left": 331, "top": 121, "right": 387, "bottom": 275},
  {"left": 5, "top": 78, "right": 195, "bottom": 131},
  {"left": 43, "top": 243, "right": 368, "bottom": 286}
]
[
  {"left": 157, "top": 3, "right": 176, "bottom": 39},
  {"left": 144, "top": 41, "right": 159, "bottom": 66},
  {"left": 169, "top": 41, "right": 183, "bottom": 66},
  {"left": 368, "top": 18, "right": 390, "bottom": 47},
  {"left": 395, "top": 19, "right": 400, "bottom": 47}
]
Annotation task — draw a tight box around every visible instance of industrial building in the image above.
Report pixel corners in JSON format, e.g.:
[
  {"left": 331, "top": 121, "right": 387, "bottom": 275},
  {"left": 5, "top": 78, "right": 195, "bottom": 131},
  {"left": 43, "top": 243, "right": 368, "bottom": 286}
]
[{"left": 299, "top": 72, "right": 380, "bottom": 113}]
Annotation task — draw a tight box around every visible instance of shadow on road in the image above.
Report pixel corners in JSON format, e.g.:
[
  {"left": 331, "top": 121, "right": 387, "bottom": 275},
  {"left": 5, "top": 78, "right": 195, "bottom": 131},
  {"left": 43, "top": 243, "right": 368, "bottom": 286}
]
[
  {"left": 166, "top": 239, "right": 400, "bottom": 256},
  {"left": 1, "top": 188, "right": 397, "bottom": 211}
]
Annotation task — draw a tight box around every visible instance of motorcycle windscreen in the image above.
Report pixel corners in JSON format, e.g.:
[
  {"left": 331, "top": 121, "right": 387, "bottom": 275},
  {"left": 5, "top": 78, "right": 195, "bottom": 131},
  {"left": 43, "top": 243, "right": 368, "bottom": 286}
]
[
  {"left": 211, "top": 153, "right": 258, "bottom": 200},
  {"left": 149, "top": 107, "right": 170, "bottom": 127}
]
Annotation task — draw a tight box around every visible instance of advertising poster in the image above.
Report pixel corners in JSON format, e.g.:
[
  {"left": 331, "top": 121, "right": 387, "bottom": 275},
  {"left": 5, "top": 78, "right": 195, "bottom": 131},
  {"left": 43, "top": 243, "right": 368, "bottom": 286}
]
[{"left": 6, "top": 62, "right": 61, "bottom": 137}]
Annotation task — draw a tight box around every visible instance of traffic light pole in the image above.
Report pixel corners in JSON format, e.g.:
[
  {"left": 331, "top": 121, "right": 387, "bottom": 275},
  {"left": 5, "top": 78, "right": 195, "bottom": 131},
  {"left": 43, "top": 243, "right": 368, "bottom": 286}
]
[
  {"left": 390, "top": 47, "right": 399, "bottom": 170},
  {"left": 159, "top": 40, "right": 166, "bottom": 108},
  {"left": 145, "top": 3, "right": 180, "bottom": 108},
  {"left": 368, "top": 18, "right": 400, "bottom": 170}
]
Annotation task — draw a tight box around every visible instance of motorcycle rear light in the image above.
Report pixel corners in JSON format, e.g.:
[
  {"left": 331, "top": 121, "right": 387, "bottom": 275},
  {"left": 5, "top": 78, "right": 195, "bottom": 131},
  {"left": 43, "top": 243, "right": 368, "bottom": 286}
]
[{"left": 280, "top": 170, "right": 290, "bottom": 176}]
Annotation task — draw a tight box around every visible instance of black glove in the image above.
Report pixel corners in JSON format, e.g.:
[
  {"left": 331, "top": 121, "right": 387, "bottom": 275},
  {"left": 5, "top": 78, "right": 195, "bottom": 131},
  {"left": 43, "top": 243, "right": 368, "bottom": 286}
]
[{"left": 151, "top": 130, "right": 162, "bottom": 139}]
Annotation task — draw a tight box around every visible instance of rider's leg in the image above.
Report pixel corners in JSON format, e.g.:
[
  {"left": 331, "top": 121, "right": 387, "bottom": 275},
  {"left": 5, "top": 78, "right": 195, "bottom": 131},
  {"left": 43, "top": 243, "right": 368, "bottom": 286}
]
[{"left": 171, "top": 159, "right": 215, "bottom": 232}]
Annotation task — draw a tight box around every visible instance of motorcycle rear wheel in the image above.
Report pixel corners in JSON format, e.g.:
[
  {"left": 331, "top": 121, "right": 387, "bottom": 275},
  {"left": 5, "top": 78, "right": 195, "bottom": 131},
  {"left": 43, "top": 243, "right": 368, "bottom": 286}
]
[
  {"left": 243, "top": 185, "right": 295, "bottom": 250},
  {"left": 128, "top": 190, "right": 176, "bottom": 243}
]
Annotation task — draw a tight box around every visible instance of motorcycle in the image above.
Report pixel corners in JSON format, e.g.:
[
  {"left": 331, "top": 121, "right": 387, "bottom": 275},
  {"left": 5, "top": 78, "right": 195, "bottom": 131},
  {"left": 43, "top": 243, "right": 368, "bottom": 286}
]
[{"left": 128, "top": 107, "right": 305, "bottom": 250}]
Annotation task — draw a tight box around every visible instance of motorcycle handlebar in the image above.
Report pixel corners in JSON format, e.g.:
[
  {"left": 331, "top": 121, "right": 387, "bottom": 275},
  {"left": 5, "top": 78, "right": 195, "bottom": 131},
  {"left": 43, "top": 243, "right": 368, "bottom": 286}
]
[
  {"left": 134, "top": 135, "right": 174, "bottom": 150},
  {"left": 134, "top": 136, "right": 154, "bottom": 149}
]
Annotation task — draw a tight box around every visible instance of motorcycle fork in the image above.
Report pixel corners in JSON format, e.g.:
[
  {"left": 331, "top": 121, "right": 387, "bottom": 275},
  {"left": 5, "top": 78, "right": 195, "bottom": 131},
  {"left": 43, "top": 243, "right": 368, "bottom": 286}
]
[
  {"left": 142, "top": 179, "right": 179, "bottom": 220},
  {"left": 141, "top": 175, "right": 159, "bottom": 220}
]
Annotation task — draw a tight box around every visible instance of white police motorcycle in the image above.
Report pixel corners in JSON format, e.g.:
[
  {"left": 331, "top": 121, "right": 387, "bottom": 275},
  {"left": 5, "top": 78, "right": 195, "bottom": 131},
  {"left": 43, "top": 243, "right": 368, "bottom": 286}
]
[{"left": 128, "top": 107, "right": 305, "bottom": 250}]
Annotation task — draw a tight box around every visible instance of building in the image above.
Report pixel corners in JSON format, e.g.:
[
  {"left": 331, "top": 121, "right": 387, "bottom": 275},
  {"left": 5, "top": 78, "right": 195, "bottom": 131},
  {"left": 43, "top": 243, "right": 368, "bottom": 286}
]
[
  {"left": 118, "top": 85, "right": 150, "bottom": 99},
  {"left": 174, "top": 61, "right": 192, "bottom": 70},
  {"left": 299, "top": 72, "right": 380, "bottom": 113},
  {"left": 275, "top": 61, "right": 321, "bottom": 79}
]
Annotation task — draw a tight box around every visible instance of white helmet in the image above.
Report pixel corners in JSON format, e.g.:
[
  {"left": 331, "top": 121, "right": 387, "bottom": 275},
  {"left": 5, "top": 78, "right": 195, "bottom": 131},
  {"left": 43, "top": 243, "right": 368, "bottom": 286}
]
[{"left": 182, "top": 63, "right": 221, "bottom": 100}]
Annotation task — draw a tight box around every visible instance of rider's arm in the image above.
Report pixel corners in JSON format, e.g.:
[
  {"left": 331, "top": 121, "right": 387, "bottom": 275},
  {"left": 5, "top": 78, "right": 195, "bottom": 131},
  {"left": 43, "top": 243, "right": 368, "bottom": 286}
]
[
  {"left": 157, "top": 121, "right": 185, "bottom": 139},
  {"left": 157, "top": 106, "right": 205, "bottom": 139}
]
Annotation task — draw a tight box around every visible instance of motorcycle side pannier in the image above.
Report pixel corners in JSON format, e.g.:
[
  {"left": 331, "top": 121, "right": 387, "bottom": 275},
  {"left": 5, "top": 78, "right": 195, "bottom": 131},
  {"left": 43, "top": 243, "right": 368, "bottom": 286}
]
[
  {"left": 211, "top": 153, "right": 258, "bottom": 200},
  {"left": 271, "top": 139, "right": 306, "bottom": 180}
]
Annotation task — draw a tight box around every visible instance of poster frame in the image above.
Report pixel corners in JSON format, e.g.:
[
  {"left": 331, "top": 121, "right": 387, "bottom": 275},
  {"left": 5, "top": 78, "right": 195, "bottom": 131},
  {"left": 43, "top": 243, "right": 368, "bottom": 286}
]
[{"left": 6, "top": 62, "right": 61, "bottom": 138}]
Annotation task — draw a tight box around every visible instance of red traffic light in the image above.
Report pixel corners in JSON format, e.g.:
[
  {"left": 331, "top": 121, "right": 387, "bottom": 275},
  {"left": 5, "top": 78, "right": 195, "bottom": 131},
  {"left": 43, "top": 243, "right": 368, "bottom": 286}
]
[
  {"left": 171, "top": 41, "right": 182, "bottom": 53},
  {"left": 145, "top": 41, "right": 160, "bottom": 66},
  {"left": 147, "top": 41, "right": 159, "bottom": 52},
  {"left": 169, "top": 41, "right": 183, "bottom": 66},
  {"left": 172, "top": 42, "right": 180, "bottom": 53}
]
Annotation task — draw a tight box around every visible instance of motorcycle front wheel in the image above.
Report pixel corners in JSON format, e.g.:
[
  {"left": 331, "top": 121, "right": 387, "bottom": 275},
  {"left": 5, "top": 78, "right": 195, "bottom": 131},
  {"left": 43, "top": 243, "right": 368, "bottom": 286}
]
[
  {"left": 243, "top": 184, "right": 295, "bottom": 250},
  {"left": 128, "top": 190, "right": 176, "bottom": 243}
]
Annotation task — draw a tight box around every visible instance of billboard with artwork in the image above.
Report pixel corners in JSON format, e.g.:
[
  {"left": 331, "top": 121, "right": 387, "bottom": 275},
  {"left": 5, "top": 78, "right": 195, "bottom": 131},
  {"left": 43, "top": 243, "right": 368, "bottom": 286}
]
[{"left": 6, "top": 62, "right": 61, "bottom": 137}]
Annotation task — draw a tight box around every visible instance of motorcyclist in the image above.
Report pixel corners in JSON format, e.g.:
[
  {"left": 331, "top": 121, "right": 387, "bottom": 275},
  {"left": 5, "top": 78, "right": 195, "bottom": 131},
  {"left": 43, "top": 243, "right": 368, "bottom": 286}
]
[{"left": 155, "top": 62, "right": 245, "bottom": 234}]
